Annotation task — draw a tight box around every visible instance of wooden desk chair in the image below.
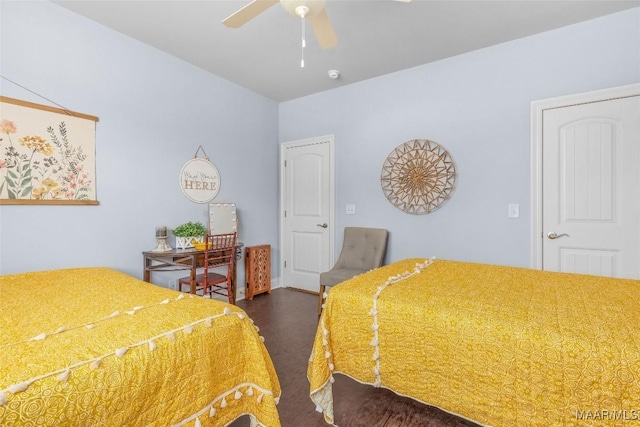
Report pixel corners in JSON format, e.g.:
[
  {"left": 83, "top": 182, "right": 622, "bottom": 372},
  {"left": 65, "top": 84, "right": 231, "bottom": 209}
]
[
  {"left": 318, "top": 227, "right": 388, "bottom": 314},
  {"left": 178, "top": 232, "right": 237, "bottom": 304}
]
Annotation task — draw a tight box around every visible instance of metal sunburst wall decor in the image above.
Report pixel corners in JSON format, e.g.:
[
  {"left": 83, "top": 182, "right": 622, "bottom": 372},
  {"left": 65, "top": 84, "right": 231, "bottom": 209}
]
[{"left": 380, "top": 139, "right": 457, "bottom": 215}]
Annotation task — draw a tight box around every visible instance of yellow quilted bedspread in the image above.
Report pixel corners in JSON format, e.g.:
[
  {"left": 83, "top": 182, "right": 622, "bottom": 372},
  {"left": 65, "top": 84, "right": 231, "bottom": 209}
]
[
  {"left": 308, "top": 259, "right": 640, "bottom": 426},
  {"left": 0, "top": 267, "right": 281, "bottom": 427}
]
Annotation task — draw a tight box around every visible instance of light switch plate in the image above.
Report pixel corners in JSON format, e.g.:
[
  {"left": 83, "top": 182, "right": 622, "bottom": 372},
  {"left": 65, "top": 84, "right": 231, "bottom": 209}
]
[
  {"left": 508, "top": 204, "right": 519, "bottom": 218},
  {"left": 346, "top": 204, "right": 356, "bottom": 215}
]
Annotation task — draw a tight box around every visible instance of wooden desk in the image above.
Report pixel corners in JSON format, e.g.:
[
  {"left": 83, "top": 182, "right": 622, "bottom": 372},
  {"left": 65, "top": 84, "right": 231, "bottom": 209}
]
[{"left": 142, "top": 242, "right": 243, "bottom": 304}]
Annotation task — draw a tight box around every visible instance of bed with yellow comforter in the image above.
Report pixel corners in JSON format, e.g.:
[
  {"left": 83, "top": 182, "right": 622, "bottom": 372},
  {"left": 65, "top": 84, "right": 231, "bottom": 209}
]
[
  {"left": 308, "top": 258, "right": 640, "bottom": 426},
  {"left": 0, "top": 267, "right": 281, "bottom": 427}
]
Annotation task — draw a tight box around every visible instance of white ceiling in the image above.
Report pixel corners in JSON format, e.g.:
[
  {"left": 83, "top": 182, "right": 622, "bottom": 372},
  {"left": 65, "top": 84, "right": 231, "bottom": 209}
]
[{"left": 54, "top": 0, "right": 639, "bottom": 102}]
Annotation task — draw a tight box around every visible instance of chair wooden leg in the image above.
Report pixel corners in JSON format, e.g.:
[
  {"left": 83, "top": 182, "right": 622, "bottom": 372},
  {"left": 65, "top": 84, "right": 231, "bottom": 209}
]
[
  {"left": 228, "top": 281, "right": 235, "bottom": 305},
  {"left": 317, "top": 284, "right": 326, "bottom": 315}
]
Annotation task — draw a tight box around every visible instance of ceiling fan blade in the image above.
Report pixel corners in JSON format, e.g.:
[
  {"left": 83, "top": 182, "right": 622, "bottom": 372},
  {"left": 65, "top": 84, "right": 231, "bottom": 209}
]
[
  {"left": 222, "top": 0, "right": 279, "bottom": 28},
  {"left": 309, "top": 9, "right": 337, "bottom": 49}
]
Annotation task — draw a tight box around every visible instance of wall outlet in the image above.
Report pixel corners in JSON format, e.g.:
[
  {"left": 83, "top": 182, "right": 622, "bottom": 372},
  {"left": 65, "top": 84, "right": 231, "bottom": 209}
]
[
  {"left": 508, "top": 204, "right": 520, "bottom": 218},
  {"left": 168, "top": 279, "right": 178, "bottom": 290}
]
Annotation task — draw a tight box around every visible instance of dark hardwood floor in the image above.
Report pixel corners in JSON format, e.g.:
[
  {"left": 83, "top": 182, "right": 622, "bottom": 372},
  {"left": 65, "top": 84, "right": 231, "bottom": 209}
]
[{"left": 230, "top": 288, "right": 481, "bottom": 427}]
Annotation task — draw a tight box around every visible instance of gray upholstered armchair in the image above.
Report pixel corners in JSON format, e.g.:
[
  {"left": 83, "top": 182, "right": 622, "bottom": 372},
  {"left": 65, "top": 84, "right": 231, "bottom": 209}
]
[{"left": 318, "top": 227, "right": 389, "bottom": 314}]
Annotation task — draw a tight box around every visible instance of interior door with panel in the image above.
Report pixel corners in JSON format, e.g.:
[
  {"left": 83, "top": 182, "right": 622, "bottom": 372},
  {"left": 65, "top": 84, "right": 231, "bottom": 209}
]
[
  {"left": 542, "top": 95, "right": 640, "bottom": 279},
  {"left": 281, "top": 135, "right": 334, "bottom": 292}
]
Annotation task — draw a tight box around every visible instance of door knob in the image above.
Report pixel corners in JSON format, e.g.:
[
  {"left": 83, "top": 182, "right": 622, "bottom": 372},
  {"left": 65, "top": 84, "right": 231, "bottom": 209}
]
[
  {"left": 547, "top": 232, "right": 570, "bottom": 239},
  {"left": 317, "top": 223, "right": 328, "bottom": 228}
]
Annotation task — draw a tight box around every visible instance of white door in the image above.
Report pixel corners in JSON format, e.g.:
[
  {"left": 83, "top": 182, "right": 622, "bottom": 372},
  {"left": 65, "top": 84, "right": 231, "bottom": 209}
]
[
  {"left": 280, "top": 135, "right": 334, "bottom": 292},
  {"left": 542, "top": 95, "right": 640, "bottom": 279}
]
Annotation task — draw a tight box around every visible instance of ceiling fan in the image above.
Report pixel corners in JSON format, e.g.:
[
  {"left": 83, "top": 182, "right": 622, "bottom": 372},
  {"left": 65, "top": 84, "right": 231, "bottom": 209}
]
[{"left": 223, "top": 0, "right": 411, "bottom": 50}]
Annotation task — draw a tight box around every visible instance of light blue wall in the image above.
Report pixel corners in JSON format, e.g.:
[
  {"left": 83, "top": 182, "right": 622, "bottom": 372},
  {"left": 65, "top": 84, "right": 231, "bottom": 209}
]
[
  {"left": 0, "top": 0, "right": 280, "bottom": 289},
  {"left": 279, "top": 8, "right": 640, "bottom": 268},
  {"left": 1, "top": 2, "right": 638, "bottom": 282}
]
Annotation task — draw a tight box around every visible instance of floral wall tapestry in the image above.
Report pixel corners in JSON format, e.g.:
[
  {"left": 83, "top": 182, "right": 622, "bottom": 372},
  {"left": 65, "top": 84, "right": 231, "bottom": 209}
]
[{"left": 0, "top": 96, "right": 99, "bottom": 205}]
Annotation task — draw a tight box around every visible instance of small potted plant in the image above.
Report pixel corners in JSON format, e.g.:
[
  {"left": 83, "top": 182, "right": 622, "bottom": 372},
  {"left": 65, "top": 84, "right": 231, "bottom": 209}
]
[{"left": 172, "top": 221, "right": 207, "bottom": 249}]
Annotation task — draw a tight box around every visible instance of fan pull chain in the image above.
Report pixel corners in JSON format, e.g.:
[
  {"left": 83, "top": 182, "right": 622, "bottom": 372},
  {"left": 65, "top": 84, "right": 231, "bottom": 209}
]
[
  {"left": 295, "top": 5, "right": 310, "bottom": 68},
  {"left": 301, "top": 15, "right": 306, "bottom": 68}
]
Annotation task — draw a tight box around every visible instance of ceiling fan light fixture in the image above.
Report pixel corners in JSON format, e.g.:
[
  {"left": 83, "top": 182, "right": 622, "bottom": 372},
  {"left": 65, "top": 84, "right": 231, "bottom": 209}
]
[
  {"left": 281, "top": 0, "right": 326, "bottom": 18},
  {"left": 295, "top": 5, "right": 309, "bottom": 18}
]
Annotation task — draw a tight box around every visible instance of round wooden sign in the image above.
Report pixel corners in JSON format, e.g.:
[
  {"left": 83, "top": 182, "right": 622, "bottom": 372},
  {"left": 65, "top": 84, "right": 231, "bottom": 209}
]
[
  {"left": 380, "top": 139, "right": 456, "bottom": 215},
  {"left": 179, "top": 158, "right": 220, "bottom": 203}
]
